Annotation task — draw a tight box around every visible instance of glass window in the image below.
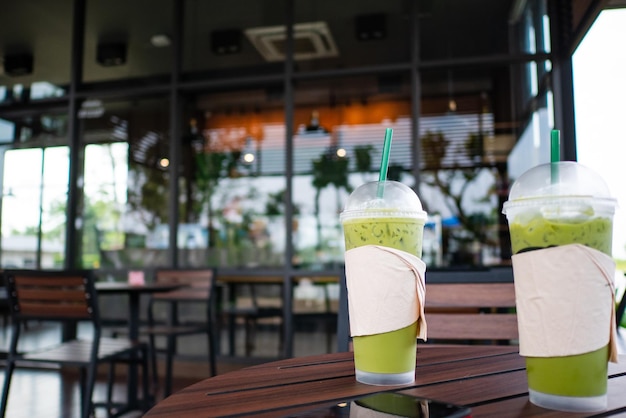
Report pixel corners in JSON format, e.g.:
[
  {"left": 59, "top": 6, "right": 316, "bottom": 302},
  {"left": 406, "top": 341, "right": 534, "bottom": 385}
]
[
  {"left": 184, "top": 85, "right": 286, "bottom": 268},
  {"left": 419, "top": 65, "right": 511, "bottom": 267},
  {"left": 0, "top": 147, "right": 68, "bottom": 268},
  {"left": 574, "top": 8, "right": 626, "bottom": 264},
  {"left": 81, "top": 97, "right": 170, "bottom": 269},
  {"left": 0, "top": 119, "right": 15, "bottom": 143},
  {"left": 509, "top": 0, "right": 550, "bottom": 55},
  {"left": 0, "top": 1, "right": 72, "bottom": 102},
  {"left": 0, "top": 109, "right": 68, "bottom": 145},
  {"left": 292, "top": 73, "right": 412, "bottom": 269}
]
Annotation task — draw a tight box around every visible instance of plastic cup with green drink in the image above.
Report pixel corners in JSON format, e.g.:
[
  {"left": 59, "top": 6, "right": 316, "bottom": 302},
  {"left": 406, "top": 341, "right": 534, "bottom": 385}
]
[
  {"left": 341, "top": 180, "right": 427, "bottom": 385},
  {"left": 503, "top": 161, "right": 618, "bottom": 412}
]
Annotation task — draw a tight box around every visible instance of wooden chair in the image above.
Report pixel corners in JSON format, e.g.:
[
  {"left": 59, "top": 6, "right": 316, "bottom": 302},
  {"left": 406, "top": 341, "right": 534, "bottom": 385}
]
[
  {"left": 337, "top": 267, "right": 517, "bottom": 350},
  {"left": 0, "top": 269, "right": 150, "bottom": 418},
  {"left": 134, "top": 268, "right": 217, "bottom": 397},
  {"left": 217, "top": 274, "right": 284, "bottom": 356},
  {"left": 424, "top": 281, "right": 517, "bottom": 343}
]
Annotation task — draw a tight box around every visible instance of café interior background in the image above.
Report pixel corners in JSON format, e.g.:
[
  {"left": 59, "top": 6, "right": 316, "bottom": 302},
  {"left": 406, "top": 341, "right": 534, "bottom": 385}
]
[{"left": 1, "top": 0, "right": 624, "bottom": 278}]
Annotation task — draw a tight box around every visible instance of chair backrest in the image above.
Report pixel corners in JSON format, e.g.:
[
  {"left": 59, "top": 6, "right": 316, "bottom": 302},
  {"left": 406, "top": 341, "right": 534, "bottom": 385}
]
[
  {"left": 336, "top": 266, "right": 517, "bottom": 351},
  {"left": 4, "top": 269, "right": 99, "bottom": 323},
  {"left": 425, "top": 282, "right": 517, "bottom": 341},
  {"left": 148, "top": 268, "right": 216, "bottom": 326},
  {"left": 152, "top": 268, "right": 215, "bottom": 301}
]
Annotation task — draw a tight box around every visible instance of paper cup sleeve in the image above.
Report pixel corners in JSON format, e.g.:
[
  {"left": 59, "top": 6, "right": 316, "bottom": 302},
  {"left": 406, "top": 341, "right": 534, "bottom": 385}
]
[
  {"left": 512, "top": 244, "right": 618, "bottom": 362},
  {"left": 345, "top": 245, "right": 427, "bottom": 339}
]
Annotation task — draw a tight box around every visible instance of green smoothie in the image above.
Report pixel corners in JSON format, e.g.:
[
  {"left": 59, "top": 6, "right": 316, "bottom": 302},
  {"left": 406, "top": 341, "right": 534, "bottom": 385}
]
[
  {"left": 343, "top": 216, "right": 424, "bottom": 376},
  {"left": 509, "top": 215, "right": 613, "bottom": 398}
]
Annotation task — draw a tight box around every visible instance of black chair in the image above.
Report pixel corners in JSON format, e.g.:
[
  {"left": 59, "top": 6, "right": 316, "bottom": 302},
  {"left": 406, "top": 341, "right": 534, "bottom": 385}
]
[
  {"left": 336, "top": 272, "right": 350, "bottom": 352},
  {"left": 110, "top": 268, "right": 218, "bottom": 398},
  {"left": 218, "top": 278, "right": 283, "bottom": 357},
  {"left": 0, "top": 269, "right": 151, "bottom": 418},
  {"left": 0, "top": 277, "right": 9, "bottom": 330}
]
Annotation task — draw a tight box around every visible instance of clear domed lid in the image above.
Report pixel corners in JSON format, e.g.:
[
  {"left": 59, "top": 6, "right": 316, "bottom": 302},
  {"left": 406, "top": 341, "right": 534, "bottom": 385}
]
[
  {"left": 502, "top": 161, "right": 617, "bottom": 216},
  {"left": 340, "top": 181, "right": 427, "bottom": 221}
]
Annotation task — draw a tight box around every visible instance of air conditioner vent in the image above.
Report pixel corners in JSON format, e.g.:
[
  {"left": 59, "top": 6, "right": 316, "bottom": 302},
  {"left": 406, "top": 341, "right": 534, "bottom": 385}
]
[{"left": 245, "top": 21, "right": 339, "bottom": 62}]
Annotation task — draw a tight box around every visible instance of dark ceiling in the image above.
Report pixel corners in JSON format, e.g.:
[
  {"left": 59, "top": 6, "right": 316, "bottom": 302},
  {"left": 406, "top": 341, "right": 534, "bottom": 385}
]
[
  {"left": 0, "top": 1, "right": 514, "bottom": 85},
  {"left": 0, "top": 0, "right": 618, "bottom": 105}
]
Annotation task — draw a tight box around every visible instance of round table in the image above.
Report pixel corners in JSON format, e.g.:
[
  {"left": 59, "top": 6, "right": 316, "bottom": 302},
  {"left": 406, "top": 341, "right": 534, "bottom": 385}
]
[{"left": 144, "top": 345, "right": 626, "bottom": 417}]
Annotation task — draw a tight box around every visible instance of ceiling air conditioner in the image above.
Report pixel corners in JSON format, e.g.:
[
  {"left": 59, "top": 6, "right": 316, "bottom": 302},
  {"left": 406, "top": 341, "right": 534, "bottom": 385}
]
[{"left": 244, "top": 21, "right": 339, "bottom": 62}]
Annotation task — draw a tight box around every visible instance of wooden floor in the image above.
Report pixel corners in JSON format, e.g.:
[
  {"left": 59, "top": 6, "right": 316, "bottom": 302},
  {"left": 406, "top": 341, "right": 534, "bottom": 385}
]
[{"left": 0, "top": 321, "right": 336, "bottom": 418}]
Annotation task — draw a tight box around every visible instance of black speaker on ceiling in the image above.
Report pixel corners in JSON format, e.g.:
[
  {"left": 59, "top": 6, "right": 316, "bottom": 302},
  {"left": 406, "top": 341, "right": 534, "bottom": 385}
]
[
  {"left": 355, "top": 13, "right": 387, "bottom": 41},
  {"left": 3, "top": 53, "right": 34, "bottom": 76},
  {"left": 211, "top": 29, "right": 242, "bottom": 55},
  {"left": 96, "top": 42, "right": 127, "bottom": 66}
]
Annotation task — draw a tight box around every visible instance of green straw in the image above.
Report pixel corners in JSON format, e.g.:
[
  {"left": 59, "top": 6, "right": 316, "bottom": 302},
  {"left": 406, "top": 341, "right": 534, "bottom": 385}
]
[
  {"left": 377, "top": 128, "right": 393, "bottom": 198},
  {"left": 550, "top": 129, "right": 560, "bottom": 183}
]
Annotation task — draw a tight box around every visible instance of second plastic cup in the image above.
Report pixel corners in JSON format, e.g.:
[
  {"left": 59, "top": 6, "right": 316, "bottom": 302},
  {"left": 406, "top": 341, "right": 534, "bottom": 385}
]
[
  {"left": 341, "top": 181, "right": 427, "bottom": 385},
  {"left": 503, "top": 161, "right": 617, "bottom": 412}
]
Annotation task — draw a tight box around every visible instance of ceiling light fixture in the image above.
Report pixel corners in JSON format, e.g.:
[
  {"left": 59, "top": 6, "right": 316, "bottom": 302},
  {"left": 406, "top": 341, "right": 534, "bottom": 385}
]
[
  {"left": 78, "top": 99, "right": 105, "bottom": 119},
  {"left": 96, "top": 42, "right": 127, "bottom": 66},
  {"left": 245, "top": 21, "right": 338, "bottom": 62},
  {"left": 447, "top": 70, "right": 457, "bottom": 113},
  {"left": 211, "top": 29, "right": 242, "bottom": 55},
  {"left": 3, "top": 53, "right": 34, "bottom": 77},
  {"left": 150, "top": 34, "right": 171, "bottom": 48},
  {"left": 355, "top": 13, "right": 387, "bottom": 41}
]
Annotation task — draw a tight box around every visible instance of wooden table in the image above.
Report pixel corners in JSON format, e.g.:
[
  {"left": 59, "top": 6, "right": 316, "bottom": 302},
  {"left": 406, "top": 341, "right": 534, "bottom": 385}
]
[
  {"left": 95, "top": 282, "right": 183, "bottom": 411},
  {"left": 144, "top": 345, "right": 626, "bottom": 417},
  {"left": 96, "top": 282, "right": 183, "bottom": 340}
]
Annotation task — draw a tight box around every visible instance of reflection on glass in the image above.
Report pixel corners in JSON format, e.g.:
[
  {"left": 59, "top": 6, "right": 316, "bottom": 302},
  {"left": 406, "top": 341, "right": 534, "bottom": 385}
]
[
  {"left": 293, "top": 74, "right": 413, "bottom": 269},
  {"left": 180, "top": 100, "right": 287, "bottom": 268},
  {"left": 83, "top": 143, "right": 129, "bottom": 268},
  {"left": 30, "top": 82, "right": 66, "bottom": 100},
  {"left": 0, "top": 112, "right": 68, "bottom": 145},
  {"left": 0, "top": 119, "right": 14, "bottom": 143},
  {"left": 82, "top": 98, "right": 170, "bottom": 269}
]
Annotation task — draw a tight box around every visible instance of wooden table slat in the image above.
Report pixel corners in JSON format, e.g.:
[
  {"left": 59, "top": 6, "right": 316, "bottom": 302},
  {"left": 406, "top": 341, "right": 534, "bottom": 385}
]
[{"left": 145, "top": 347, "right": 626, "bottom": 418}]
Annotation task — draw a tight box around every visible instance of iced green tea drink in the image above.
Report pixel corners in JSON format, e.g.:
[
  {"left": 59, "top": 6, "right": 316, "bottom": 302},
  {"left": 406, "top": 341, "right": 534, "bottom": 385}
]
[
  {"left": 509, "top": 217, "right": 612, "bottom": 399},
  {"left": 341, "top": 181, "right": 427, "bottom": 385},
  {"left": 343, "top": 216, "right": 424, "bottom": 378},
  {"left": 503, "top": 161, "right": 618, "bottom": 412}
]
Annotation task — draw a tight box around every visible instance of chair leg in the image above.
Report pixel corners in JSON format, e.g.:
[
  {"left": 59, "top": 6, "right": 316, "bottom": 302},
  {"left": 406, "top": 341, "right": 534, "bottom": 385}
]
[
  {"left": 245, "top": 317, "right": 255, "bottom": 356},
  {"left": 81, "top": 364, "right": 98, "bottom": 418},
  {"left": 0, "top": 359, "right": 15, "bottom": 418},
  {"left": 164, "top": 336, "right": 176, "bottom": 397},
  {"left": 140, "top": 345, "right": 152, "bottom": 411},
  {"left": 207, "top": 327, "right": 217, "bottom": 376},
  {"left": 106, "top": 362, "right": 116, "bottom": 414},
  {"left": 78, "top": 367, "right": 87, "bottom": 418},
  {"left": 148, "top": 334, "right": 159, "bottom": 393}
]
